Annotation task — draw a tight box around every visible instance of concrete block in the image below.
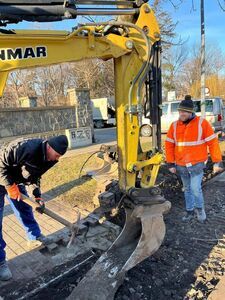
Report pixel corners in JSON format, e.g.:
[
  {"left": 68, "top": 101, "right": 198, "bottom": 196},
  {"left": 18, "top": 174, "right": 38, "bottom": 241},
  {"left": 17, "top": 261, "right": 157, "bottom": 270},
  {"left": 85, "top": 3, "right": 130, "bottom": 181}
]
[
  {"left": 77, "top": 224, "right": 88, "bottom": 234},
  {"left": 65, "top": 127, "right": 92, "bottom": 149},
  {"left": 46, "top": 243, "right": 59, "bottom": 253},
  {"left": 83, "top": 217, "right": 99, "bottom": 227}
]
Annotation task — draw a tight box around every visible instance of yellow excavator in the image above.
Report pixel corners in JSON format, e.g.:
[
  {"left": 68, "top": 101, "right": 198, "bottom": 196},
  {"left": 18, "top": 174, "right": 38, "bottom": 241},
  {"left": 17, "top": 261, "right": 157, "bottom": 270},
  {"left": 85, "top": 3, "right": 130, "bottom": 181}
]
[{"left": 0, "top": 1, "right": 171, "bottom": 299}]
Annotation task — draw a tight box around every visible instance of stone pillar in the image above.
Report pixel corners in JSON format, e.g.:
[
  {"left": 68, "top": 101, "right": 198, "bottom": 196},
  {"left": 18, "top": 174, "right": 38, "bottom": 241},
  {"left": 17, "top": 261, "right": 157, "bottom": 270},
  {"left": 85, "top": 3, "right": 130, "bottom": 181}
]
[
  {"left": 19, "top": 96, "right": 37, "bottom": 108},
  {"left": 67, "top": 88, "right": 94, "bottom": 142}
]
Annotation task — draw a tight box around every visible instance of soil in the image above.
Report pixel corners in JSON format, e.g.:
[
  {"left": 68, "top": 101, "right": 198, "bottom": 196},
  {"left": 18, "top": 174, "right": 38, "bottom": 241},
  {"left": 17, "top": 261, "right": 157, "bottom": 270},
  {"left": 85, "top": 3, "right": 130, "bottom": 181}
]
[{"left": 115, "top": 165, "right": 225, "bottom": 300}]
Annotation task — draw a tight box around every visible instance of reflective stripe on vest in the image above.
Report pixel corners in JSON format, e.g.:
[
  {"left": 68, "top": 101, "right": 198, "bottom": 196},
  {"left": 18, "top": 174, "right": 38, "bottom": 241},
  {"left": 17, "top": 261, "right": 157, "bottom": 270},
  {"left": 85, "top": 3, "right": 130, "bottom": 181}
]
[
  {"left": 176, "top": 140, "right": 206, "bottom": 146},
  {"left": 198, "top": 117, "right": 204, "bottom": 141},
  {"left": 173, "top": 121, "right": 177, "bottom": 144},
  {"left": 172, "top": 117, "right": 216, "bottom": 147},
  {"left": 165, "top": 137, "right": 175, "bottom": 143},
  {"left": 205, "top": 133, "right": 217, "bottom": 142}
]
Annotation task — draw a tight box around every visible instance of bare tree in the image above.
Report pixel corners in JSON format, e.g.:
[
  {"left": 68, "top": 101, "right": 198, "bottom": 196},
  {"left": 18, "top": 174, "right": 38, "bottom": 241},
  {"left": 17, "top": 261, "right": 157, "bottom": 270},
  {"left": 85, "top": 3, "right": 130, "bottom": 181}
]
[
  {"left": 178, "top": 44, "right": 225, "bottom": 98},
  {"left": 217, "top": 0, "right": 225, "bottom": 11},
  {"left": 162, "top": 44, "right": 188, "bottom": 97},
  {"left": 69, "top": 59, "right": 114, "bottom": 98},
  {"left": 1, "top": 70, "right": 36, "bottom": 107},
  {"left": 151, "top": 0, "right": 178, "bottom": 45},
  {"left": 32, "top": 64, "right": 70, "bottom": 106}
]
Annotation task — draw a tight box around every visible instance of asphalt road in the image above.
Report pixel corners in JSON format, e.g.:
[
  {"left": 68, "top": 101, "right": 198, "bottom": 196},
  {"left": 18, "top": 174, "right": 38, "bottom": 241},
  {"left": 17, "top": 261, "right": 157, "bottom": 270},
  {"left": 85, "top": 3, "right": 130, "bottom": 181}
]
[
  {"left": 94, "top": 127, "right": 116, "bottom": 144},
  {"left": 65, "top": 127, "right": 117, "bottom": 157}
]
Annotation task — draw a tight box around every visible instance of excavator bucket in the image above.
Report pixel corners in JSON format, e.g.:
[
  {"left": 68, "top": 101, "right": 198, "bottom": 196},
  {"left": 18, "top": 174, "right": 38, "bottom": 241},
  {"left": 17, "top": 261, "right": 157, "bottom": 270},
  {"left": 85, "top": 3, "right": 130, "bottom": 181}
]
[
  {"left": 86, "top": 160, "right": 118, "bottom": 181},
  {"left": 67, "top": 199, "right": 171, "bottom": 300},
  {"left": 85, "top": 144, "right": 118, "bottom": 182}
]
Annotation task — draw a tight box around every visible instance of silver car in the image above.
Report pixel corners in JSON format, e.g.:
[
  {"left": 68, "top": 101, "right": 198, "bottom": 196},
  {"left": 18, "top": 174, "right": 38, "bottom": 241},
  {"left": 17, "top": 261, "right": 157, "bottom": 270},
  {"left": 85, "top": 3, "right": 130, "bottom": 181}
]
[
  {"left": 141, "top": 98, "right": 225, "bottom": 136},
  {"left": 160, "top": 98, "right": 225, "bottom": 133}
]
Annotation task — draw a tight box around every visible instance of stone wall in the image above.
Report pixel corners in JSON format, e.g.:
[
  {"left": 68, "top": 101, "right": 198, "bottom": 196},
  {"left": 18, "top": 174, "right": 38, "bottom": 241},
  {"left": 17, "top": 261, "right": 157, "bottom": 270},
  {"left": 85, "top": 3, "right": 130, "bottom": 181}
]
[
  {"left": 19, "top": 96, "right": 38, "bottom": 108},
  {"left": 0, "top": 88, "right": 94, "bottom": 140},
  {"left": 67, "top": 88, "right": 94, "bottom": 140}
]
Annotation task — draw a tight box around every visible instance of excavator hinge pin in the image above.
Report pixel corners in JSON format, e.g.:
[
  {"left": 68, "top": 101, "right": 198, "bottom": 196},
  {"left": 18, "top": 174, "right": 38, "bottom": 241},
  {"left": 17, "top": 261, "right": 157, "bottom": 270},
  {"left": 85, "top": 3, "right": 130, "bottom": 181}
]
[
  {"left": 144, "top": 6, "right": 151, "bottom": 13},
  {"left": 125, "top": 40, "right": 134, "bottom": 50}
]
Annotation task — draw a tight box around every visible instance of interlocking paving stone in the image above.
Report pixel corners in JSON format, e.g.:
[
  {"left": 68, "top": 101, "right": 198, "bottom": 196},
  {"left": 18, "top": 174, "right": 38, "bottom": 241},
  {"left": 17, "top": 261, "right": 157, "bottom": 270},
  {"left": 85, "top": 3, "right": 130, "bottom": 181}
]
[{"left": 2, "top": 196, "right": 81, "bottom": 261}]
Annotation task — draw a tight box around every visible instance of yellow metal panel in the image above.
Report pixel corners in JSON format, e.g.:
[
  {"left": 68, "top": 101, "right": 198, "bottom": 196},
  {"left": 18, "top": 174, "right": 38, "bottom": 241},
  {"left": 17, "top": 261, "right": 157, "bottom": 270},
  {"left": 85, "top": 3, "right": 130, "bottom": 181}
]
[
  {"left": 0, "top": 71, "right": 8, "bottom": 97},
  {"left": 0, "top": 33, "right": 131, "bottom": 72},
  {"left": 114, "top": 54, "right": 141, "bottom": 190},
  {"left": 114, "top": 4, "right": 161, "bottom": 191},
  {"left": 136, "top": 4, "right": 160, "bottom": 43},
  {"left": 1, "top": 30, "right": 70, "bottom": 36}
]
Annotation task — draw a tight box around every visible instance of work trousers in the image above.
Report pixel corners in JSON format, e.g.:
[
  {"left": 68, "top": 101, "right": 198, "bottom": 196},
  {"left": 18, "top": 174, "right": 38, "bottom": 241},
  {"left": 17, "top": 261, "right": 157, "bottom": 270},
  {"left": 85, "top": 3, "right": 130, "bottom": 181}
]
[
  {"left": 176, "top": 162, "right": 205, "bottom": 211},
  {"left": 0, "top": 184, "right": 41, "bottom": 263}
]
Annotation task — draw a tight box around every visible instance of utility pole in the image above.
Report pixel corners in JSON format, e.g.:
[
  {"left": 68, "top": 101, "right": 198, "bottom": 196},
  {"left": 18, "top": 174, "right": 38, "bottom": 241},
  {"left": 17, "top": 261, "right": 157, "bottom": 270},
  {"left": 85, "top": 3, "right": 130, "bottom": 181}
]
[{"left": 200, "top": 0, "right": 206, "bottom": 117}]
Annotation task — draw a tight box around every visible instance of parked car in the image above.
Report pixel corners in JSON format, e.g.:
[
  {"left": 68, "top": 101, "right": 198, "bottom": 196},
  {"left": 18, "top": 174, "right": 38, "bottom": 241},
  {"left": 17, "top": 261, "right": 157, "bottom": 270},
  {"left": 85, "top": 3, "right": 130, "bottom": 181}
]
[{"left": 142, "top": 98, "right": 225, "bottom": 136}]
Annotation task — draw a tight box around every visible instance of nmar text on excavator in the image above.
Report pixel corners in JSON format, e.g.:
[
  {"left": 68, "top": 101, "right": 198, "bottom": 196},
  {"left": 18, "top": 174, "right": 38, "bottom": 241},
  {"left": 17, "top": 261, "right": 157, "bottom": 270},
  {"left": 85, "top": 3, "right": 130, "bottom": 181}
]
[{"left": 0, "top": 1, "right": 171, "bottom": 299}]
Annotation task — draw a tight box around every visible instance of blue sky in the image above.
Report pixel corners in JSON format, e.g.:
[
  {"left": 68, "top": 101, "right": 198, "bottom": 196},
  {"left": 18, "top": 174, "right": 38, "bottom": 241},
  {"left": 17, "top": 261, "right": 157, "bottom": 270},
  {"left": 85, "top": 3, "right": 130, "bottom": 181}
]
[
  {"left": 163, "top": 0, "right": 225, "bottom": 51},
  {"left": 6, "top": 0, "right": 225, "bottom": 52}
]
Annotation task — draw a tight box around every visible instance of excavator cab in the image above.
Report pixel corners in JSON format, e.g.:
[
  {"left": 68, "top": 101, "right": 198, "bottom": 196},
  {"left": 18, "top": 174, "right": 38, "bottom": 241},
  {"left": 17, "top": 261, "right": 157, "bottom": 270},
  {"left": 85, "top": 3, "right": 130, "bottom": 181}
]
[{"left": 0, "top": 1, "right": 171, "bottom": 298}]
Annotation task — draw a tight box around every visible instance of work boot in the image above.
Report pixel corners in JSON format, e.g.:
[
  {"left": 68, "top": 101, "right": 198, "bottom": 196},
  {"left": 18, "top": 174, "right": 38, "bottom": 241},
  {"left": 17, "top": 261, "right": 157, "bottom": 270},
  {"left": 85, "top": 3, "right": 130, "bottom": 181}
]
[
  {"left": 182, "top": 210, "right": 195, "bottom": 222},
  {"left": 0, "top": 261, "right": 12, "bottom": 281},
  {"left": 27, "top": 235, "right": 53, "bottom": 249},
  {"left": 195, "top": 208, "right": 206, "bottom": 223},
  {"left": 27, "top": 239, "right": 42, "bottom": 249}
]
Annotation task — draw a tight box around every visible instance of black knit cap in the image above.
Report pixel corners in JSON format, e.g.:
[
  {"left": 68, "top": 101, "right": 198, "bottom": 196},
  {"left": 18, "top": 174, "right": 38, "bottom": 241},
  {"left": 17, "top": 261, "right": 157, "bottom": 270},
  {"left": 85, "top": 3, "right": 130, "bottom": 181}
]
[
  {"left": 178, "top": 95, "right": 194, "bottom": 113},
  {"left": 48, "top": 135, "right": 68, "bottom": 155}
]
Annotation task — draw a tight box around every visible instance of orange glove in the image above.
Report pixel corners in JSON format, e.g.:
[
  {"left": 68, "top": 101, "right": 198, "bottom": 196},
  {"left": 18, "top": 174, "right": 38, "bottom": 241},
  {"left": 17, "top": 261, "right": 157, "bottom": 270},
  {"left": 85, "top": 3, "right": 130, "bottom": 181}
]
[{"left": 6, "top": 183, "right": 21, "bottom": 201}]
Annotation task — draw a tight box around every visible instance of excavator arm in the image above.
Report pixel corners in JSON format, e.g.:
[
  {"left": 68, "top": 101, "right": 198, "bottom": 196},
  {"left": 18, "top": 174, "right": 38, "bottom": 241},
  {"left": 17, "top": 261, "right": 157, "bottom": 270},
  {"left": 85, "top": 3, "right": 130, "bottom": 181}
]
[
  {"left": 0, "top": 2, "right": 171, "bottom": 299},
  {"left": 0, "top": 0, "right": 141, "bottom": 25}
]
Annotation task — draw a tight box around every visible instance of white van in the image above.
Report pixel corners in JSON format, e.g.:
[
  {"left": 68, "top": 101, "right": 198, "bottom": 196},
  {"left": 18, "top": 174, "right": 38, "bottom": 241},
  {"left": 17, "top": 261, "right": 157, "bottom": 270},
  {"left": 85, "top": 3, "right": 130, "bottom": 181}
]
[
  {"left": 161, "top": 98, "right": 225, "bottom": 133},
  {"left": 141, "top": 98, "right": 225, "bottom": 135}
]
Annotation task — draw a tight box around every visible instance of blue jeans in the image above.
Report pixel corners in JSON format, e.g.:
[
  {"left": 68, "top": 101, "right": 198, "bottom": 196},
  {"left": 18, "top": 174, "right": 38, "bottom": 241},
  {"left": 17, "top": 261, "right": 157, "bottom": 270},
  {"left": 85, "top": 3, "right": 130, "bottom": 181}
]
[
  {"left": 0, "top": 184, "right": 41, "bottom": 263},
  {"left": 176, "top": 163, "right": 205, "bottom": 211}
]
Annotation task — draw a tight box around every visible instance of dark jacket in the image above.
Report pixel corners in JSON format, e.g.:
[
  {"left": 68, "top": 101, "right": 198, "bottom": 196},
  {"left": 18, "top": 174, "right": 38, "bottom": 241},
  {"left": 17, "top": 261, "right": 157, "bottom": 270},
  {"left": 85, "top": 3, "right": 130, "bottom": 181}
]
[{"left": 0, "top": 138, "right": 57, "bottom": 197}]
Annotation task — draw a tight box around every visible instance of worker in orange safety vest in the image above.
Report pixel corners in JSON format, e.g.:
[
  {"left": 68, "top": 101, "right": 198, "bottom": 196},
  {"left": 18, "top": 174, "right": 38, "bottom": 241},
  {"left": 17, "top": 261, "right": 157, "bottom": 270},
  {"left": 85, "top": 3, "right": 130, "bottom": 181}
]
[{"left": 165, "top": 95, "right": 223, "bottom": 222}]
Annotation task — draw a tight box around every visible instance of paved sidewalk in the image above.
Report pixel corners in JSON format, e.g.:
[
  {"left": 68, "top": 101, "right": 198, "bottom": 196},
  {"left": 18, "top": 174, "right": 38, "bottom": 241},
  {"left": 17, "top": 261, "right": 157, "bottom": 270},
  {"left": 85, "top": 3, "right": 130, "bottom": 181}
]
[
  {"left": 1, "top": 189, "right": 88, "bottom": 286},
  {"left": 2, "top": 194, "right": 79, "bottom": 260},
  {"left": 3, "top": 199, "right": 66, "bottom": 260}
]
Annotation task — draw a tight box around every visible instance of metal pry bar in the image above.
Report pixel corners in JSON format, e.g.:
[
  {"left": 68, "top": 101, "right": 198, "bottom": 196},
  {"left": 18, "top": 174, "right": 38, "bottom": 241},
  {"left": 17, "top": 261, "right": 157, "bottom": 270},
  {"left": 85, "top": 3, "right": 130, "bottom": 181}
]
[{"left": 20, "top": 193, "right": 80, "bottom": 247}]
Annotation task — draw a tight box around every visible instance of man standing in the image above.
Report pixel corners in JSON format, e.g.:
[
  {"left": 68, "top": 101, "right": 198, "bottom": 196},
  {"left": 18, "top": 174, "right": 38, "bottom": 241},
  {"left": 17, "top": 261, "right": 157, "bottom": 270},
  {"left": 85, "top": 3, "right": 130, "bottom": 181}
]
[
  {"left": 0, "top": 135, "right": 68, "bottom": 281},
  {"left": 165, "top": 95, "right": 222, "bottom": 223}
]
